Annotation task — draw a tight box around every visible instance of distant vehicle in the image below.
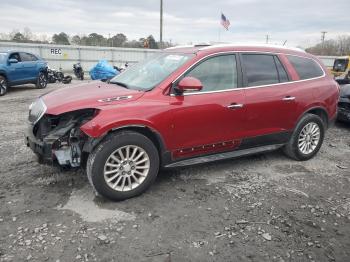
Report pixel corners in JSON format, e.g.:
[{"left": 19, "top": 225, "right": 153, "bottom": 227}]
[
  {"left": 0, "top": 51, "right": 48, "bottom": 96},
  {"left": 73, "top": 62, "right": 84, "bottom": 80},
  {"left": 318, "top": 56, "right": 336, "bottom": 72},
  {"left": 338, "top": 84, "right": 350, "bottom": 123},
  {"left": 26, "top": 44, "right": 339, "bottom": 201},
  {"left": 331, "top": 55, "right": 350, "bottom": 78}
]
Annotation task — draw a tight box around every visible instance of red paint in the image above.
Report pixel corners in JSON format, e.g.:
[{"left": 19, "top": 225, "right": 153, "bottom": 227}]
[{"left": 41, "top": 45, "right": 339, "bottom": 160}]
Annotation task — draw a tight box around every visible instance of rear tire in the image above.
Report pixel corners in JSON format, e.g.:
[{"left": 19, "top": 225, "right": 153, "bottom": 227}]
[
  {"left": 36, "top": 72, "right": 48, "bottom": 89},
  {"left": 283, "top": 113, "right": 325, "bottom": 161},
  {"left": 0, "top": 75, "right": 8, "bottom": 96},
  {"left": 87, "top": 131, "right": 160, "bottom": 201}
]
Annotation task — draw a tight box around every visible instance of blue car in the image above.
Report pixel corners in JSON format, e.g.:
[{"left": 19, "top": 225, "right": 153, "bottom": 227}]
[{"left": 0, "top": 51, "right": 48, "bottom": 96}]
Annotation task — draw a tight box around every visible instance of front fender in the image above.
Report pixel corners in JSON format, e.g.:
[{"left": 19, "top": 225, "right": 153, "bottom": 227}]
[{"left": 80, "top": 117, "right": 158, "bottom": 139}]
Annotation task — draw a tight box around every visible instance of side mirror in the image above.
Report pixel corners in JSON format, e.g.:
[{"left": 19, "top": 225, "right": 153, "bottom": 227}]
[
  {"left": 176, "top": 76, "right": 203, "bottom": 93},
  {"left": 9, "top": 58, "right": 18, "bottom": 64}
]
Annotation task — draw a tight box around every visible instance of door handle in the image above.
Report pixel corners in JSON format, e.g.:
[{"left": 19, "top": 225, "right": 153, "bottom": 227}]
[
  {"left": 227, "top": 103, "right": 244, "bottom": 109},
  {"left": 282, "top": 96, "right": 295, "bottom": 101}
]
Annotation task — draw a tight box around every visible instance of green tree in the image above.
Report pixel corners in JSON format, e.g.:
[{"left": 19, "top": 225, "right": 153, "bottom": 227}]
[
  {"left": 110, "top": 33, "right": 127, "bottom": 47},
  {"left": 87, "top": 33, "right": 106, "bottom": 46},
  {"left": 71, "top": 35, "right": 81, "bottom": 45},
  {"left": 12, "top": 32, "right": 26, "bottom": 42},
  {"left": 147, "top": 35, "right": 158, "bottom": 49},
  {"left": 52, "top": 32, "right": 70, "bottom": 45}
]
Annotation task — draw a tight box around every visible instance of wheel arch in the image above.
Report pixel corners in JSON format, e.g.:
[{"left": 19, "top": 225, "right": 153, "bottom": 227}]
[
  {"left": 299, "top": 106, "right": 329, "bottom": 128},
  {"left": 85, "top": 124, "right": 171, "bottom": 167}
]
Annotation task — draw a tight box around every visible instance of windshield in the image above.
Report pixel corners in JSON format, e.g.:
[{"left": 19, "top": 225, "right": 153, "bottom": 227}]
[
  {"left": 110, "top": 52, "right": 193, "bottom": 90},
  {"left": 333, "top": 59, "right": 349, "bottom": 72},
  {"left": 0, "top": 53, "right": 6, "bottom": 63}
]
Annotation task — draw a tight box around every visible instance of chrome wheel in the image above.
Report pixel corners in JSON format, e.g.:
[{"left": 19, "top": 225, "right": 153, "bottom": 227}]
[
  {"left": 39, "top": 73, "right": 47, "bottom": 87},
  {"left": 298, "top": 122, "right": 320, "bottom": 154},
  {"left": 0, "top": 77, "right": 7, "bottom": 95},
  {"left": 103, "top": 145, "right": 150, "bottom": 192}
]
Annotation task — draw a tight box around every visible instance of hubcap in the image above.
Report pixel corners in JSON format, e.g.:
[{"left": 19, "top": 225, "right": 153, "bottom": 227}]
[
  {"left": 103, "top": 145, "right": 150, "bottom": 192},
  {"left": 0, "top": 78, "right": 7, "bottom": 95},
  {"left": 298, "top": 122, "right": 320, "bottom": 154},
  {"left": 40, "top": 74, "right": 46, "bottom": 86}
]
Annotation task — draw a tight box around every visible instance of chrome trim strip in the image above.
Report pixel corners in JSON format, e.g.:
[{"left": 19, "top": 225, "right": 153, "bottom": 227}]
[{"left": 170, "top": 51, "right": 326, "bottom": 97}]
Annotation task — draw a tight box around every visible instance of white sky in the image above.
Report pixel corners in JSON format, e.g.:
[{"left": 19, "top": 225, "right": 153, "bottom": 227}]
[{"left": 1, "top": 0, "right": 349, "bottom": 48}]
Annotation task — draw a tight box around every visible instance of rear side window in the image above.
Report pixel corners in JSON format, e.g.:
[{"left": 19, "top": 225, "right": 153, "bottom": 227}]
[
  {"left": 241, "top": 54, "right": 279, "bottom": 87},
  {"left": 287, "top": 55, "right": 324, "bottom": 80},
  {"left": 20, "top": 53, "right": 38, "bottom": 62},
  {"left": 185, "top": 54, "right": 237, "bottom": 92}
]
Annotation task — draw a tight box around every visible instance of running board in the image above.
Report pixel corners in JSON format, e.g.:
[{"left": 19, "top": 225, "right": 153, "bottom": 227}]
[{"left": 164, "top": 144, "right": 284, "bottom": 168}]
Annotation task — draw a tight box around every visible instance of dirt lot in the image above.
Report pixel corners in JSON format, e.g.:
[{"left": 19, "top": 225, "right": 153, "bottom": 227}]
[{"left": 0, "top": 81, "right": 350, "bottom": 262}]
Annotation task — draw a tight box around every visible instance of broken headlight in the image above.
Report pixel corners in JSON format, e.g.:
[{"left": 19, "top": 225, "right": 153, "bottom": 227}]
[{"left": 28, "top": 98, "right": 47, "bottom": 124}]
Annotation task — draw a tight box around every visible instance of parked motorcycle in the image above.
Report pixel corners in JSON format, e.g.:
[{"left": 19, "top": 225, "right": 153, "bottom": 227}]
[
  {"left": 47, "top": 67, "right": 64, "bottom": 83},
  {"left": 73, "top": 63, "right": 84, "bottom": 80},
  {"left": 113, "top": 62, "right": 129, "bottom": 72}
]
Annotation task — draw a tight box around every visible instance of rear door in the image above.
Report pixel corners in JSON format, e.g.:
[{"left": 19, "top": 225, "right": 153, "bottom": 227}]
[
  {"left": 169, "top": 54, "right": 247, "bottom": 159},
  {"left": 240, "top": 53, "right": 297, "bottom": 146},
  {"left": 20, "top": 52, "right": 39, "bottom": 80}
]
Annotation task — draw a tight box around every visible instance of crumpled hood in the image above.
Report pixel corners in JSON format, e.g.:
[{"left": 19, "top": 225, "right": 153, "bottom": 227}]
[
  {"left": 41, "top": 81, "right": 144, "bottom": 115},
  {"left": 340, "top": 84, "right": 350, "bottom": 98}
]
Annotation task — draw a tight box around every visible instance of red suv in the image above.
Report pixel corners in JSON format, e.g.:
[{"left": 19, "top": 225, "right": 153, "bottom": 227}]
[{"left": 26, "top": 44, "right": 339, "bottom": 201}]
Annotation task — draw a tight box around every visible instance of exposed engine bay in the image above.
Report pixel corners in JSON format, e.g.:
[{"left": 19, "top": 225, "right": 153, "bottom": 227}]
[{"left": 27, "top": 105, "right": 99, "bottom": 167}]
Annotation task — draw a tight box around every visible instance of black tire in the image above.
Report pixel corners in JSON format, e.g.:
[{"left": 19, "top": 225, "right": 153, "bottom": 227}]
[
  {"left": 80, "top": 72, "right": 84, "bottom": 80},
  {"left": 0, "top": 75, "right": 8, "bottom": 96},
  {"left": 86, "top": 131, "right": 160, "bottom": 201},
  {"left": 36, "top": 71, "right": 48, "bottom": 89},
  {"left": 283, "top": 113, "right": 325, "bottom": 161}
]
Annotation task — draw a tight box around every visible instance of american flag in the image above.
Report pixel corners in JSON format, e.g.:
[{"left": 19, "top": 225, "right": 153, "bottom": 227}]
[{"left": 221, "top": 13, "right": 230, "bottom": 30}]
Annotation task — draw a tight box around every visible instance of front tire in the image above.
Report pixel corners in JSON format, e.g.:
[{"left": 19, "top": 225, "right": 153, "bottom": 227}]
[
  {"left": 87, "top": 131, "right": 160, "bottom": 201},
  {"left": 36, "top": 72, "right": 48, "bottom": 89},
  {"left": 0, "top": 75, "right": 8, "bottom": 96},
  {"left": 283, "top": 114, "right": 325, "bottom": 161}
]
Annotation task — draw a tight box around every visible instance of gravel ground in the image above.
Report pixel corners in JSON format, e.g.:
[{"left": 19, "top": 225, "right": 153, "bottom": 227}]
[{"left": 0, "top": 81, "right": 350, "bottom": 262}]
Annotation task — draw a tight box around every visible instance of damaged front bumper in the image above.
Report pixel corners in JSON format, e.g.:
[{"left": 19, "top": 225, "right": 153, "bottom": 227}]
[
  {"left": 25, "top": 121, "right": 82, "bottom": 167},
  {"left": 25, "top": 104, "right": 100, "bottom": 167}
]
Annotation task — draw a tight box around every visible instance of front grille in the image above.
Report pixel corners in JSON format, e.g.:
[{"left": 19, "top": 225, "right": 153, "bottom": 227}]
[{"left": 28, "top": 98, "right": 47, "bottom": 124}]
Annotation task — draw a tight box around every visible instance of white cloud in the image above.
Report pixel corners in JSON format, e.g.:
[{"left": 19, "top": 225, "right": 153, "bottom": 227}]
[{"left": 0, "top": 0, "right": 349, "bottom": 47}]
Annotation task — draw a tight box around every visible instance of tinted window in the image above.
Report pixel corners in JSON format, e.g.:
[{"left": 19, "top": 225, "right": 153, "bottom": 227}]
[
  {"left": 287, "top": 55, "right": 324, "bottom": 80},
  {"left": 184, "top": 54, "right": 237, "bottom": 92},
  {"left": 274, "top": 56, "right": 289, "bottom": 83},
  {"left": 9, "top": 53, "right": 21, "bottom": 62},
  {"left": 242, "top": 54, "right": 279, "bottom": 86},
  {"left": 20, "top": 53, "right": 38, "bottom": 62}
]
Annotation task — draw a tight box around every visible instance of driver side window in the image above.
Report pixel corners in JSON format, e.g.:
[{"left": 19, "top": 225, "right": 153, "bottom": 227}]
[
  {"left": 184, "top": 54, "right": 237, "bottom": 92},
  {"left": 9, "top": 53, "right": 21, "bottom": 62}
]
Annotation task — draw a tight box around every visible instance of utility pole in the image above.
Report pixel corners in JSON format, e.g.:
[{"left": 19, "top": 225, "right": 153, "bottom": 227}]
[
  {"left": 265, "top": 34, "right": 269, "bottom": 44},
  {"left": 321, "top": 31, "right": 327, "bottom": 46},
  {"left": 321, "top": 31, "right": 327, "bottom": 55},
  {"left": 160, "top": 0, "right": 163, "bottom": 49}
]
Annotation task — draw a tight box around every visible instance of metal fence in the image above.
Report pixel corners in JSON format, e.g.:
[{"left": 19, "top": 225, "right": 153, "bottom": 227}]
[{"left": 0, "top": 41, "right": 159, "bottom": 73}]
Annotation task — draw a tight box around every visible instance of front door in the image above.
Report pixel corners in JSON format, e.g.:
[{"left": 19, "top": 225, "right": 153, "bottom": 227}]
[
  {"left": 7, "top": 52, "right": 24, "bottom": 83},
  {"left": 169, "top": 54, "right": 247, "bottom": 159}
]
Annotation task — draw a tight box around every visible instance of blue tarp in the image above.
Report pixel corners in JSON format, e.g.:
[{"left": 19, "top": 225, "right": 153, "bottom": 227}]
[{"left": 89, "top": 60, "right": 119, "bottom": 80}]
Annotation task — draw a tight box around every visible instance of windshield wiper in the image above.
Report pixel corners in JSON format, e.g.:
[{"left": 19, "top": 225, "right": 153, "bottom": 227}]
[{"left": 111, "top": 81, "right": 129, "bottom": 89}]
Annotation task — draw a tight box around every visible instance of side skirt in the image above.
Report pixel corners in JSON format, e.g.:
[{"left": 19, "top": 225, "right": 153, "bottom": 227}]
[{"left": 164, "top": 144, "right": 284, "bottom": 168}]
